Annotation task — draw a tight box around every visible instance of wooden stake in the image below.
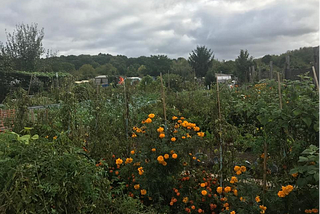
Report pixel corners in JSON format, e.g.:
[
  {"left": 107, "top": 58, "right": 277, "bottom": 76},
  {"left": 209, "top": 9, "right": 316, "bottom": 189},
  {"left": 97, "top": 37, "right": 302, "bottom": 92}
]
[
  {"left": 277, "top": 72, "right": 282, "bottom": 109},
  {"left": 124, "top": 77, "right": 129, "bottom": 139},
  {"left": 160, "top": 73, "right": 167, "bottom": 132},
  {"left": 312, "top": 66, "right": 319, "bottom": 92},
  {"left": 263, "top": 140, "right": 267, "bottom": 204},
  {"left": 27, "top": 74, "right": 34, "bottom": 95},
  {"left": 270, "top": 61, "right": 273, "bottom": 79},
  {"left": 216, "top": 77, "right": 223, "bottom": 189}
]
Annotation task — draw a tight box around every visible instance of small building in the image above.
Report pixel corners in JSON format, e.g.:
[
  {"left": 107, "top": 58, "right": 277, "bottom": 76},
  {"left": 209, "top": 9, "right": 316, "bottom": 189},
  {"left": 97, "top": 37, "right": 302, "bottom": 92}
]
[{"left": 94, "top": 75, "right": 109, "bottom": 87}]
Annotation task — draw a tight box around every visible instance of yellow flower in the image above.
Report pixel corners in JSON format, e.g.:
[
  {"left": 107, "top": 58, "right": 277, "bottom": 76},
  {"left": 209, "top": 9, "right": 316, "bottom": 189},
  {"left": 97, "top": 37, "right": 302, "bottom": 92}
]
[
  {"left": 236, "top": 170, "right": 242, "bottom": 175},
  {"left": 172, "top": 153, "right": 178, "bottom": 159},
  {"left": 159, "top": 133, "right": 165, "bottom": 138},
  {"left": 45, "top": 135, "right": 49, "bottom": 139},
  {"left": 125, "top": 157, "right": 133, "bottom": 164},
  {"left": 152, "top": 148, "right": 156, "bottom": 152},
  {"left": 141, "top": 189, "right": 147, "bottom": 195},
  {"left": 259, "top": 205, "right": 267, "bottom": 211},
  {"left": 283, "top": 185, "right": 293, "bottom": 195},
  {"left": 116, "top": 158, "right": 123, "bottom": 165},
  {"left": 217, "top": 187, "right": 223, "bottom": 194},
  {"left": 230, "top": 211, "right": 236, "bottom": 214},
  {"left": 145, "top": 118, "right": 152, "bottom": 123},
  {"left": 224, "top": 186, "right": 231, "bottom": 193},
  {"left": 193, "top": 126, "right": 200, "bottom": 131},
  {"left": 157, "top": 155, "right": 164, "bottom": 163},
  {"left": 201, "top": 190, "right": 207, "bottom": 196},
  {"left": 53, "top": 136, "right": 57, "bottom": 140},
  {"left": 255, "top": 196, "right": 261, "bottom": 203},
  {"left": 277, "top": 190, "right": 286, "bottom": 197},
  {"left": 164, "top": 154, "right": 169, "bottom": 159},
  {"left": 200, "top": 183, "right": 206, "bottom": 187},
  {"left": 130, "top": 150, "right": 135, "bottom": 155},
  {"left": 148, "top": 114, "right": 155, "bottom": 118},
  {"left": 157, "top": 127, "right": 164, "bottom": 133},
  {"left": 132, "top": 133, "right": 137, "bottom": 138},
  {"left": 172, "top": 116, "right": 178, "bottom": 120},
  {"left": 171, "top": 137, "right": 176, "bottom": 142},
  {"left": 134, "top": 184, "right": 140, "bottom": 190},
  {"left": 240, "top": 166, "right": 246, "bottom": 172}
]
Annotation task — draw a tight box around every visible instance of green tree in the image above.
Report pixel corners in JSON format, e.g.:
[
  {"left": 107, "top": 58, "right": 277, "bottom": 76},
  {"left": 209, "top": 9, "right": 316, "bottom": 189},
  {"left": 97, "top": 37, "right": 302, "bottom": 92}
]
[
  {"left": 188, "top": 46, "right": 213, "bottom": 77},
  {"left": 95, "top": 63, "right": 118, "bottom": 75},
  {"left": 77, "top": 64, "right": 96, "bottom": 80},
  {"left": 2, "top": 23, "right": 45, "bottom": 71},
  {"left": 235, "top": 49, "right": 253, "bottom": 83},
  {"left": 171, "top": 57, "right": 193, "bottom": 79}
]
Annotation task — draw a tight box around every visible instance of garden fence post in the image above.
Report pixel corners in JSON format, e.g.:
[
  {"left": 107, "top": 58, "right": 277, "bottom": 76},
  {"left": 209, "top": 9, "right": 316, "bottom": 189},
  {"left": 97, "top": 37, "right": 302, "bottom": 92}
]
[
  {"left": 124, "top": 77, "right": 129, "bottom": 139},
  {"left": 216, "top": 77, "right": 223, "bottom": 189},
  {"left": 277, "top": 72, "right": 283, "bottom": 109},
  {"left": 27, "top": 74, "right": 34, "bottom": 95},
  {"left": 312, "top": 66, "right": 319, "bottom": 93},
  {"left": 160, "top": 73, "right": 167, "bottom": 134}
]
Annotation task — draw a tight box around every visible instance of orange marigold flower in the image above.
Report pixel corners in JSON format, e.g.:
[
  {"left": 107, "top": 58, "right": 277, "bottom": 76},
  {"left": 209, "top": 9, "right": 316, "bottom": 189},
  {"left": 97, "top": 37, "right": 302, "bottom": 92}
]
[
  {"left": 162, "top": 161, "right": 167, "bottom": 166},
  {"left": 180, "top": 116, "right": 185, "bottom": 120},
  {"left": 116, "top": 158, "right": 123, "bottom": 165},
  {"left": 131, "top": 133, "right": 137, "bottom": 138},
  {"left": 292, "top": 173, "right": 298, "bottom": 178},
  {"left": 178, "top": 120, "right": 182, "bottom": 123},
  {"left": 197, "top": 208, "right": 203, "bottom": 213},
  {"left": 277, "top": 190, "right": 286, "bottom": 197},
  {"left": 152, "top": 148, "right": 156, "bottom": 152},
  {"left": 172, "top": 116, "right": 178, "bottom": 120},
  {"left": 125, "top": 157, "right": 133, "bottom": 164},
  {"left": 148, "top": 113, "right": 155, "bottom": 118},
  {"left": 173, "top": 129, "right": 178, "bottom": 133},
  {"left": 157, "top": 127, "right": 164, "bottom": 133},
  {"left": 182, "top": 136, "right": 186, "bottom": 139},
  {"left": 130, "top": 150, "right": 135, "bottom": 155},
  {"left": 233, "top": 189, "right": 238, "bottom": 196},
  {"left": 240, "top": 166, "right": 246, "bottom": 172},
  {"left": 157, "top": 155, "right": 164, "bottom": 162},
  {"left": 224, "top": 186, "right": 231, "bottom": 193},
  {"left": 255, "top": 196, "right": 261, "bottom": 203},
  {"left": 312, "top": 209, "right": 318, "bottom": 213},
  {"left": 164, "top": 154, "right": 169, "bottom": 159},
  {"left": 201, "top": 190, "right": 207, "bottom": 196},
  {"left": 53, "top": 136, "right": 57, "bottom": 140},
  {"left": 217, "top": 187, "right": 223, "bottom": 194},
  {"left": 170, "top": 150, "right": 175, "bottom": 154},
  {"left": 193, "top": 126, "right": 200, "bottom": 131},
  {"left": 159, "top": 133, "right": 165, "bottom": 138},
  {"left": 259, "top": 205, "right": 267, "bottom": 211},
  {"left": 171, "top": 137, "right": 176, "bottom": 142},
  {"left": 236, "top": 170, "right": 242, "bottom": 175},
  {"left": 191, "top": 205, "right": 195, "bottom": 210},
  {"left": 230, "top": 176, "right": 238, "bottom": 184},
  {"left": 141, "top": 189, "right": 147, "bottom": 195},
  {"left": 174, "top": 124, "right": 179, "bottom": 128},
  {"left": 182, "top": 197, "right": 189, "bottom": 203},
  {"left": 134, "top": 184, "right": 140, "bottom": 190},
  {"left": 234, "top": 166, "right": 240, "bottom": 172},
  {"left": 230, "top": 211, "right": 236, "bottom": 214},
  {"left": 197, "top": 132, "right": 205, "bottom": 137},
  {"left": 145, "top": 118, "right": 152, "bottom": 123},
  {"left": 200, "top": 183, "right": 206, "bottom": 187},
  {"left": 172, "top": 153, "right": 178, "bottom": 159}
]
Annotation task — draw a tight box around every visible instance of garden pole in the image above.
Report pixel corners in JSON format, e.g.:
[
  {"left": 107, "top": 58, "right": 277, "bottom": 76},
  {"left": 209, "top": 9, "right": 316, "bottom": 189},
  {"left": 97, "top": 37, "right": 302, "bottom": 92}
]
[
  {"left": 263, "top": 139, "right": 267, "bottom": 204},
  {"left": 160, "top": 73, "right": 167, "bottom": 134},
  {"left": 277, "top": 72, "right": 283, "bottom": 109},
  {"left": 216, "top": 77, "right": 223, "bottom": 189},
  {"left": 312, "top": 66, "right": 319, "bottom": 93},
  {"left": 27, "top": 74, "right": 34, "bottom": 95},
  {"left": 270, "top": 61, "right": 273, "bottom": 79},
  {"left": 124, "top": 77, "right": 129, "bottom": 139}
]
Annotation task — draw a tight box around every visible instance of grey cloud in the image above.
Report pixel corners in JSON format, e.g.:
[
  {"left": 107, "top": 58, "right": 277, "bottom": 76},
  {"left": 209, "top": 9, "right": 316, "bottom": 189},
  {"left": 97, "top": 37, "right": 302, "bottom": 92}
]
[{"left": 0, "top": 0, "right": 318, "bottom": 61}]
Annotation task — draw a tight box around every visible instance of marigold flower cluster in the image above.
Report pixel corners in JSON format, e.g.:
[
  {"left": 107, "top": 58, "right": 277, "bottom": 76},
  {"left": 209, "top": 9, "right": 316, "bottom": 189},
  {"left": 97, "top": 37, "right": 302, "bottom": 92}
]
[
  {"left": 259, "top": 205, "right": 267, "bottom": 214},
  {"left": 305, "top": 208, "right": 319, "bottom": 213},
  {"left": 234, "top": 165, "right": 246, "bottom": 175},
  {"left": 230, "top": 176, "right": 238, "bottom": 184},
  {"left": 277, "top": 185, "right": 294, "bottom": 197},
  {"left": 116, "top": 158, "right": 123, "bottom": 166},
  {"left": 125, "top": 157, "right": 133, "bottom": 164}
]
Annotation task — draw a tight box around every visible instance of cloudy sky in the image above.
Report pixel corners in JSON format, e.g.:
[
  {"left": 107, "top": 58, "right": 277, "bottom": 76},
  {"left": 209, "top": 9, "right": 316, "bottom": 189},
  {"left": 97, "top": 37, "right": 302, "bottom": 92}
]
[{"left": 0, "top": 0, "right": 318, "bottom": 60}]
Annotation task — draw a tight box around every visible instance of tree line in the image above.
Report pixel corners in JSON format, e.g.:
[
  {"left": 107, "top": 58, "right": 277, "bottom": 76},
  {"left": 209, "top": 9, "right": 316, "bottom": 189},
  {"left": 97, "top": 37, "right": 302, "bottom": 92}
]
[{"left": 0, "top": 23, "right": 317, "bottom": 85}]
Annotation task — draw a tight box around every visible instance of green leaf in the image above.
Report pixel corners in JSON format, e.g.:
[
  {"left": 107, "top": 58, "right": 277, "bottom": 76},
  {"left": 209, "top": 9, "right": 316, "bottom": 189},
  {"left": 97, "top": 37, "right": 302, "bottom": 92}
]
[
  {"left": 293, "top": 109, "right": 301, "bottom": 116},
  {"left": 302, "top": 117, "right": 312, "bottom": 127},
  {"left": 313, "top": 123, "right": 318, "bottom": 131},
  {"left": 298, "top": 156, "right": 308, "bottom": 162},
  {"left": 24, "top": 127, "right": 34, "bottom": 130},
  {"left": 314, "top": 173, "right": 319, "bottom": 182},
  {"left": 31, "top": 134, "right": 39, "bottom": 140}
]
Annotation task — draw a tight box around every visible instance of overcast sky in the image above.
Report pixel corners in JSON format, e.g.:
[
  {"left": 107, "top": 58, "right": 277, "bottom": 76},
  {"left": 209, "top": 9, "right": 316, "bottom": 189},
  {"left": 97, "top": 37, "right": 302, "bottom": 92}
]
[{"left": 0, "top": 0, "right": 319, "bottom": 60}]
